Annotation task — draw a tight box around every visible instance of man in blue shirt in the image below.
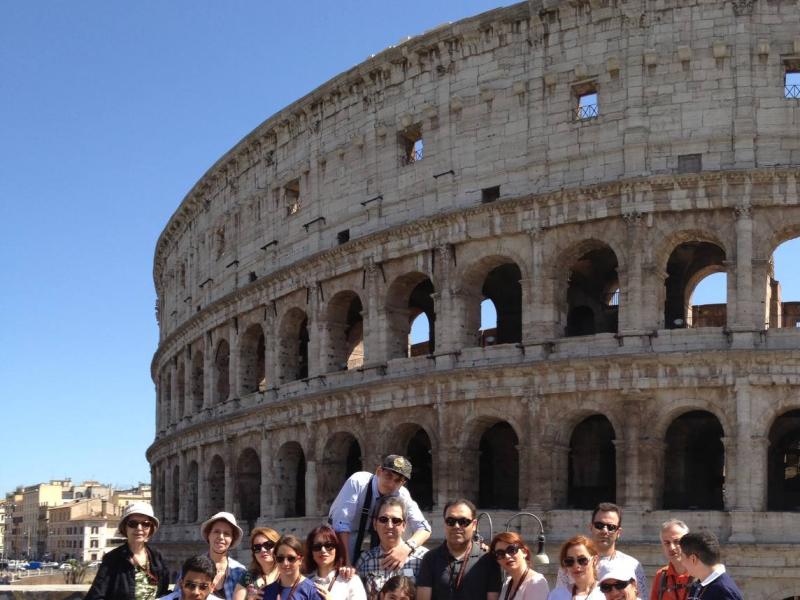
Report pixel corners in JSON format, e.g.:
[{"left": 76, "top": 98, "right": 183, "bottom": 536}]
[{"left": 678, "top": 531, "right": 743, "bottom": 600}]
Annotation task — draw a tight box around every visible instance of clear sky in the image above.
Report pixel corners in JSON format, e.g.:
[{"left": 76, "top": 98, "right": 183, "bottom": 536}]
[{"left": 1, "top": 2, "right": 798, "bottom": 495}]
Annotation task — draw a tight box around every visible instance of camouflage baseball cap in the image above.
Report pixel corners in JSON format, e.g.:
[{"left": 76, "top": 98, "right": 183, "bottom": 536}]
[{"left": 381, "top": 455, "right": 412, "bottom": 480}]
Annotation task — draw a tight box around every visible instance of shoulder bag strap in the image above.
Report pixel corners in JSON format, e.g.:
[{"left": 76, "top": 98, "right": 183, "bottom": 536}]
[{"left": 353, "top": 475, "right": 375, "bottom": 560}]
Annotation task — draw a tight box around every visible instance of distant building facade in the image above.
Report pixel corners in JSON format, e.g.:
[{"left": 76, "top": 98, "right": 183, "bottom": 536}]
[{"left": 47, "top": 498, "right": 121, "bottom": 562}]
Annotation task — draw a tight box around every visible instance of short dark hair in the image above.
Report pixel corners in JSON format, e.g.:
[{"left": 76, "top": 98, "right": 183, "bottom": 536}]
[
  {"left": 591, "top": 502, "right": 622, "bottom": 525},
  {"left": 302, "top": 525, "right": 345, "bottom": 575},
  {"left": 181, "top": 554, "right": 215, "bottom": 580},
  {"left": 381, "top": 575, "right": 416, "bottom": 600},
  {"left": 374, "top": 496, "right": 407, "bottom": 521},
  {"left": 442, "top": 499, "right": 477, "bottom": 520},
  {"left": 679, "top": 531, "right": 720, "bottom": 566}
]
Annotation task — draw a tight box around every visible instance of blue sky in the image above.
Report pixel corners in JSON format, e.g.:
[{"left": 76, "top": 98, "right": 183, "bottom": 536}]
[{"left": 1, "top": 2, "right": 798, "bottom": 496}]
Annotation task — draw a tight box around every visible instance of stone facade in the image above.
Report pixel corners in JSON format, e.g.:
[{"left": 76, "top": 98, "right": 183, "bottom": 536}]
[{"left": 148, "top": 2, "right": 800, "bottom": 598}]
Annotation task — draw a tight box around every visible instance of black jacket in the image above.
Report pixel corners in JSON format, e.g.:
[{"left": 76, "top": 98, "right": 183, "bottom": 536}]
[{"left": 84, "top": 542, "right": 170, "bottom": 600}]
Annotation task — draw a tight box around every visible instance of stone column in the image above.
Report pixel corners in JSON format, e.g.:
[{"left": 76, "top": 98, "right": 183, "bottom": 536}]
[
  {"left": 527, "top": 228, "right": 560, "bottom": 340},
  {"left": 263, "top": 305, "right": 277, "bottom": 389},
  {"left": 228, "top": 320, "right": 239, "bottom": 401},
  {"left": 732, "top": 204, "right": 757, "bottom": 330},
  {"left": 178, "top": 451, "right": 188, "bottom": 524},
  {"left": 305, "top": 460, "right": 318, "bottom": 517},
  {"left": 361, "top": 258, "right": 385, "bottom": 365},
  {"left": 197, "top": 446, "right": 208, "bottom": 521},
  {"left": 224, "top": 439, "right": 235, "bottom": 512},
  {"left": 433, "top": 244, "right": 458, "bottom": 355},
  {"left": 307, "top": 284, "right": 322, "bottom": 378},
  {"left": 203, "top": 332, "right": 213, "bottom": 410},
  {"left": 638, "top": 439, "right": 665, "bottom": 511},
  {"left": 164, "top": 459, "right": 175, "bottom": 524},
  {"left": 619, "top": 213, "right": 643, "bottom": 334},
  {"left": 169, "top": 365, "right": 178, "bottom": 425},
  {"left": 260, "top": 435, "right": 273, "bottom": 520}
]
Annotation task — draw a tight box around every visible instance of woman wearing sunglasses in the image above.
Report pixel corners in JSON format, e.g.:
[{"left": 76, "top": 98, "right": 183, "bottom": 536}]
[
  {"left": 489, "top": 532, "right": 549, "bottom": 600},
  {"left": 263, "top": 535, "right": 323, "bottom": 600},
  {"left": 303, "top": 525, "right": 366, "bottom": 600},
  {"left": 548, "top": 536, "right": 604, "bottom": 600},
  {"left": 233, "top": 527, "right": 282, "bottom": 600},
  {"left": 85, "top": 502, "right": 170, "bottom": 600},
  {"left": 596, "top": 564, "right": 640, "bottom": 600}
]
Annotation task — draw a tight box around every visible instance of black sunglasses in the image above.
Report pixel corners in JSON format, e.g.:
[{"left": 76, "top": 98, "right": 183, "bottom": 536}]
[
  {"left": 127, "top": 519, "right": 153, "bottom": 529},
  {"left": 276, "top": 555, "right": 300, "bottom": 564},
  {"left": 377, "top": 516, "right": 404, "bottom": 526},
  {"left": 311, "top": 542, "right": 336, "bottom": 552},
  {"left": 183, "top": 580, "right": 211, "bottom": 591},
  {"left": 493, "top": 544, "right": 520, "bottom": 559},
  {"left": 252, "top": 541, "right": 276, "bottom": 553},
  {"left": 593, "top": 522, "right": 619, "bottom": 532},
  {"left": 563, "top": 556, "right": 590, "bottom": 567},
  {"left": 444, "top": 517, "right": 473, "bottom": 528},
  {"left": 600, "top": 581, "right": 631, "bottom": 593}
]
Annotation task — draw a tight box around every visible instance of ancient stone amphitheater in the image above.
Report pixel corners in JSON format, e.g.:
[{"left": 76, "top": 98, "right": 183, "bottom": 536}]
[{"left": 148, "top": 1, "right": 800, "bottom": 597}]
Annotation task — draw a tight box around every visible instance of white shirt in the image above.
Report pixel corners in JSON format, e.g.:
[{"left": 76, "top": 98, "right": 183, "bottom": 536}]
[
  {"left": 698, "top": 564, "right": 726, "bottom": 587},
  {"left": 500, "top": 571, "right": 550, "bottom": 600},
  {"left": 310, "top": 570, "right": 368, "bottom": 600},
  {"left": 547, "top": 584, "right": 605, "bottom": 600}
]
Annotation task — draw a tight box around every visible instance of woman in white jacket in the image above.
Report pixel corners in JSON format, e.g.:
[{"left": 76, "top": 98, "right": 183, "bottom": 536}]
[{"left": 548, "top": 536, "right": 604, "bottom": 600}]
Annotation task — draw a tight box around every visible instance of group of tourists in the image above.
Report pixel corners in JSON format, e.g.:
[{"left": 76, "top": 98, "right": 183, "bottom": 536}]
[{"left": 84, "top": 455, "right": 744, "bottom": 600}]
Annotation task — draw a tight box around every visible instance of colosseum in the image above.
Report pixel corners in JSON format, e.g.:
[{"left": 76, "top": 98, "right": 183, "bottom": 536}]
[{"left": 148, "top": 1, "right": 800, "bottom": 597}]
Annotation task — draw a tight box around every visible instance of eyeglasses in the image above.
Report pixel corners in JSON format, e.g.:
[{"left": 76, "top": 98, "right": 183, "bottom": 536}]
[
  {"left": 444, "top": 517, "right": 473, "bottom": 528},
  {"left": 599, "top": 581, "right": 631, "bottom": 593},
  {"left": 311, "top": 542, "right": 336, "bottom": 552},
  {"left": 183, "top": 580, "right": 211, "bottom": 591},
  {"left": 377, "top": 516, "right": 404, "bottom": 526},
  {"left": 562, "top": 556, "right": 590, "bottom": 567},
  {"left": 593, "top": 522, "right": 619, "bottom": 532},
  {"left": 276, "top": 555, "right": 300, "bottom": 564},
  {"left": 493, "top": 544, "right": 520, "bottom": 559},
  {"left": 127, "top": 519, "right": 153, "bottom": 530},
  {"left": 252, "top": 542, "right": 275, "bottom": 553}
]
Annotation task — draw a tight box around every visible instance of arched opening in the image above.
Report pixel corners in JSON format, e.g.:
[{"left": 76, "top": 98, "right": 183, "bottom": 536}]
[
  {"left": 276, "top": 442, "right": 306, "bottom": 517},
  {"left": 278, "top": 308, "right": 309, "bottom": 384},
  {"left": 664, "top": 241, "right": 727, "bottom": 329},
  {"left": 171, "top": 465, "right": 180, "bottom": 523},
  {"left": 480, "top": 299, "right": 498, "bottom": 346},
  {"left": 186, "top": 461, "right": 199, "bottom": 523},
  {"left": 324, "top": 291, "right": 365, "bottom": 372},
  {"left": 207, "top": 454, "right": 226, "bottom": 515},
  {"left": 481, "top": 263, "right": 522, "bottom": 345},
  {"left": 176, "top": 363, "right": 185, "bottom": 420},
  {"left": 191, "top": 349, "right": 204, "bottom": 412},
  {"left": 406, "top": 428, "right": 434, "bottom": 510},
  {"left": 236, "top": 448, "right": 261, "bottom": 527},
  {"left": 386, "top": 273, "right": 435, "bottom": 359},
  {"left": 240, "top": 324, "right": 267, "bottom": 394},
  {"left": 319, "top": 433, "right": 362, "bottom": 512},
  {"left": 565, "top": 246, "right": 619, "bottom": 337},
  {"left": 663, "top": 411, "right": 724, "bottom": 509},
  {"left": 767, "top": 237, "right": 800, "bottom": 328},
  {"left": 768, "top": 410, "right": 800, "bottom": 510},
  {"left": 478, "top": 422, "right": 519, "bottom": 509},
  {"left": 568, "top": 415, "right": 616, "bottom": 508},
  {"left": 214, "top": 340, "right": 230, "bottom": 403}
]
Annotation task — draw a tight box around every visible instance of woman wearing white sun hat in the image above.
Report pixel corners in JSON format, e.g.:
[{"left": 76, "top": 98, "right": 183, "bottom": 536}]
[{"left": 198, "top": 511, "right": 247, "bottom": 599}]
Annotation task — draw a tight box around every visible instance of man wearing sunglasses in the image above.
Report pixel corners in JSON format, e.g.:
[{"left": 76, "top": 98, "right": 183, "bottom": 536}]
[
  {"left": 329, "top": 455, "right": 431, "bottom": 568},
  {"left": 597, "top": 563, "right": 640, "bottom": 600},
  {"left": 650, "top": 520, "right": 691, "bottom": 600},
  {"left": 559, "top": 503, "right": 647, "bottom": 595},
  {"left": 158, "top": 555, "right": 215, "bottom": 600},
  {"left": 416, "top": 499, "right": 501, "bottom": 600},
  {"left": 355, "top": 497, "right": 429, "bottom": 599},
  {"left": 678, "top": 531, "right": 743, "bottom": 600}
]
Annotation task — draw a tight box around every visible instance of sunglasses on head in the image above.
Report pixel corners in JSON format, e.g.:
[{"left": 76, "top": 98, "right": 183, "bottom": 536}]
[
  {"left": 593, "top": 522, "right": 619, "bottom": 532},
  {"left": 311, "top": 542, "right": 336, "bottom": 552},
  {"left": 377, "top": 516, "right": 404, "bottom": 526},
  {"left": 183, "top": 580, "right": 211, "bottom": 591},
  {"left": 493, "top": 544, "right": 521, "bottom": 559},
  {"left": 127, "top": 519, "right": 153, "bottom": 530},
  {"left": 276, "top": 555, "right": 300, "bottom": 564},
  {"left": 444, "top": 517, "right": 473, "bottom": 528},
  {"left": 562, "top": 556, "right": 590, "bottom": 567},
  {"left": 599, "top": 580, "right": 631, "bottom": 593},
  {"left": 252, "top": 541, "right": 275, "bottom": 553}
]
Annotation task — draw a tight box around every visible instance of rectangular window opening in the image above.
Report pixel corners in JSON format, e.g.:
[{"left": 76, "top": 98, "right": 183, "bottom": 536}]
[
  {"left": 677, "top": 153, "right": 702, "bottom": 173},
  {"left": 284, "top": 179, "right": 300, "bottom": 216},
  {"left": 785, "top": 71, "right": 800, "bottom": 99},
  {"left": 337, "top": 229, "right": 350, "bottom": 245},
  {"left": 481, "top": 186, "right": 501, "bottom": 203},
  {"left": 399, "top": 126, "right": 424, "bottom": 166},
  {"left": 577, "top": 91, "right": 598, "bottom": 120}
]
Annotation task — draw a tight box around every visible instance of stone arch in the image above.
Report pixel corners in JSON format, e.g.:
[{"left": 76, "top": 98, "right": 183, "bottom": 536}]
[
  {"left": 239, "top": 323, "right": 266, "bottom": 394},
  {"left": 207, "top": 454, "right": 226, "bottom": 514},
  {"left": 460, "top": 255, "right": 523, "bottom": 347},
  {"left": 568, "top": 414, "right": 616, "bottom": 508},
  {"left": 236, "top": 447, "right": 261, "bottom": 527},
  {"left": 214, "top": 339, "right": 230, "bottom": 403},
  {"left": 651, "top": 401, "right": 731, "bottom": 445},
  {"left": 275, "top": 441, "right": 306, "bottom": 518},
  {"left": 323, "top": 290, "right": 365, "bottom": 372},
  {"left": 318, "top": 432, "right": 363, "bottom": 513},
  {"left": 767, "top": 409, "right": 800, "bottom": 511},
  {"left": 764, "top": 229, "right": 800, "bottom": 328},
  {"left": 278, "top": 307, "right": 309, "bottom": 384},
  {"left": 663, "top": 410, "right": 724, "bottom": 510},
  {"left": 171, "top": 464, "right": 180, "bottom": 523},
  {"left": 662, "top": 238, "right": 727, "bottom": 329},
  {"left": 388, "top": 422, "right": 435, "bottom": 511},
  {"left": 385, "top": 272, "right": 436, "bottom": 359},
  {"left": 554, "top": 239, "right": 621, "bottom": 337},
  {"left": 176, "top": 361, "right": 185, "bottom": 420},
  {"left": 186, "top": 460, "right": 199, "bottom": 523},
  {"left": 191, "top": 348, "right": 204, "bottom": 412}
]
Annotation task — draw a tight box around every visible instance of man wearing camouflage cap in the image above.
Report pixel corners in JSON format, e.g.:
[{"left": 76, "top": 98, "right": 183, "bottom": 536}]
[{"left": 328, "top": 454, "right": 431, "bottom": 569}]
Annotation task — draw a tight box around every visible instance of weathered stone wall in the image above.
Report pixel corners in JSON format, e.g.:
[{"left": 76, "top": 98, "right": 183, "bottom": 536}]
[{"left": 149, "top": 2, "right": 800, "bottom": 598}]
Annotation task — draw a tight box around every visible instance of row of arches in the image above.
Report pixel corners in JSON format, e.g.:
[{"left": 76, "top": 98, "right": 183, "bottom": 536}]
[
  {"left": 153, "top": 408, "right": 800, "bottom": 527},
  {"left": 156, "top": 235, "right": 799, "bottom": 430}
]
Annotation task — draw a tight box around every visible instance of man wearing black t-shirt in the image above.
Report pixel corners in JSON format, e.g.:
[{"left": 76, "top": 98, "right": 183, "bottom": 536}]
[{"left": 416, "top": 499, "right": 501, "bottom": 600}]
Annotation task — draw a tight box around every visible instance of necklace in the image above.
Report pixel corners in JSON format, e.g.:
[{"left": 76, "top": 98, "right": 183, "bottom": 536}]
[
  {"left": 448, "top": 542, "right": 473, "bottom": 592},
  {"left": 571, "top": 582, "right": 595, "bottom": 599}
]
